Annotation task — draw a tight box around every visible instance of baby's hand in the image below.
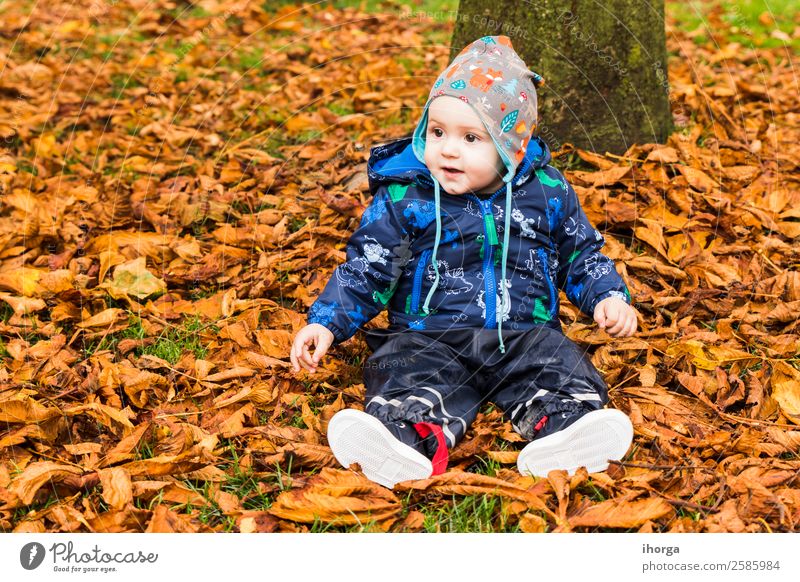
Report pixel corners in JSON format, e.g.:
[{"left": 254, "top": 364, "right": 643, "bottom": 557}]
[
  {"left": 594, "top": 297, "right": 637, "bottom": 337},
  {"left": 290, "top": 323, "right": 335, "bottom": 374}
]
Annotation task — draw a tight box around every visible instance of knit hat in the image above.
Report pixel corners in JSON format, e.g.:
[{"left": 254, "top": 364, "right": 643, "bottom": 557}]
[
  {"left": 412, "top": 35, "right": 544, "bottom": 182},
  {"left": 411, "top": 35, "right": 545, "bottom": 354}
]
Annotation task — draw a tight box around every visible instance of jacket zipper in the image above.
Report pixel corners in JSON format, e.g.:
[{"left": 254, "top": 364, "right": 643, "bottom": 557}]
[
  {"left": 410, "top": 248, "right": 433, "bottom": 315},
  {"left": 538, "top": 247, "right": 557, "bottom": 318},
  {"left": 472, "top": 197, "right": 498, "bottom": 328}
]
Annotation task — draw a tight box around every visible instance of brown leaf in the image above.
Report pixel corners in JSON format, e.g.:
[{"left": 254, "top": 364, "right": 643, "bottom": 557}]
[
  {"left": 0, "top": 399, "right": 60, "bottom": 424},
  {"left": 76, "top": 308, "right": 125, "bottom": 329},
  {"left": 98, "top": 467, "right": 133, "bottom": 511},
  {"left": 204, "top": 367, "right": 256, "bottom": 383},
  {"left": 238, "top": 511, "right": 281, "bottom": 533},
  {"left": 572, "top": 165, "right": 631, "bottom": 187},
  {"left": 268, "top": 467, "right": 401, "bottom": 528},
  {"left": 395, "top": 471, "right": 553, "bottom": 516},
  {"left": 254, "top": 329, "right": 293, "bottom": 359},
  {"left": 519, "top": 512, "right": 548, "bottom": 533},
  {"left": 88, "top": 507, "right": 152, "bottom": 533},
  {"left": 146, "top": 505, "right": 201, "bottom": 533},
  {"left": 9, "top": 461, "right": 83, "bottom": 505},
  {"left": 569, "top": 496, "right": 674, "bottom": 528},
  {"left": 645, "top": 146, "right": 680, "bottom": 163},
  {"left": 677, "top": 165, "right": 719, "bottom": 192},
  {"left": 486, "top": 450, "right": 519, "bottom": 464},
  {"left": 121, "top": 437, "right": 217, "bottom": 478},
  {"left": 770, "top": 361, "right": 800, "bottom": 424}
]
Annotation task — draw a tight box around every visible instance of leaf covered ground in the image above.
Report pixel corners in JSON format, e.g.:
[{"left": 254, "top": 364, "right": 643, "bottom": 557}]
[{"left": 0, "top": 0, "right": 799, "bottom": 533}]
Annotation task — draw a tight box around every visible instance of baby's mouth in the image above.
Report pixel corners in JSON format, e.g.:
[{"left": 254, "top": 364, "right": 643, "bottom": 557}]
[{"left": 442, "top": 167, "right": 463, "bottom": 175}]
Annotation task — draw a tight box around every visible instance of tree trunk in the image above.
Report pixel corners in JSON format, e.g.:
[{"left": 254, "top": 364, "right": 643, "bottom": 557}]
[{"left": 451, "top": 0, "right": 672, "bottom": 154}]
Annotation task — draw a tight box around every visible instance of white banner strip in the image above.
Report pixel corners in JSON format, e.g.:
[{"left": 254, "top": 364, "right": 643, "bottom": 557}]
[{"left": 2, "top": 533, "right": 795, "bottom": 582}]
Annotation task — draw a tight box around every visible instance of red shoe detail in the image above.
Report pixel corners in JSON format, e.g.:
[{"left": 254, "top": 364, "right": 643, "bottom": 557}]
[
  {"left": 533, "top": 415, "right": 548, "bottom": 434},
  {"left": 413, "top": 422, "right": 449, "bottom": 475}
]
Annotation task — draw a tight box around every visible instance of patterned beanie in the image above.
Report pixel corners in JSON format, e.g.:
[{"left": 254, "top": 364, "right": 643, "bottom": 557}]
[{"left": 412, "top": 35, "right": 544, "bottom": 182}]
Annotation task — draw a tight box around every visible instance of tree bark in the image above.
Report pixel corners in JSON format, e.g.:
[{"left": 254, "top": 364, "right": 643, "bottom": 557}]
[{"left": 451, "top": 0, "right": 672, "bottom": 154}]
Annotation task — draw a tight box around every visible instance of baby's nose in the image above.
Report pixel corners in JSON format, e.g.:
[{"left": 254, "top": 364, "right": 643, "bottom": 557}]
[{"left": 442, "top": 138, "right": 460, "bottom": 156}]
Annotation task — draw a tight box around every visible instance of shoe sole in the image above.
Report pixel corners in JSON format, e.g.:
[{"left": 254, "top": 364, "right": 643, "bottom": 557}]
[
  {"left": 327, "top": 409, "right": 433, "bottom": 489},
  {"left": 517, "top": 408, "right": 633, "bottom": 477}
]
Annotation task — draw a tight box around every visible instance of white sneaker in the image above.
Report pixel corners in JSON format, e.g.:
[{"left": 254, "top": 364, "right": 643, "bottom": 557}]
[
  {"left": 327, "top": 409, "right": 433, "bottom": 489},
  {"left": 517, "top": 408, "right": 633, "bottom": 477}
]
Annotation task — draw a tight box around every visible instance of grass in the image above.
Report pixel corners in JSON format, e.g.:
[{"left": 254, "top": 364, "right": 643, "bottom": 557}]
[
  {"left": 82, "top": 314, "right": 216, "bottom": 363},
  {"left": 183, "top": 481, "right": 238, "bottom": 531},
  {"left": 143, "top": 316, "right": 214, "bottom": 364},
  {"left": 667, "top": 0, "right": 800, "bottom": 49},
  {"left": 134, "top": 435, "right": 157, "bottom": 461},
  {"left": 12, "top": 493, "right": 61, "bottom": 524},
  {"left": 263, "top": 0, "right": 458, "bottom": 18},
  {"left": 0, "top": 302, "right": 12, "bottom": 323},
  {"left": 422, "top": 494, "right": 520, "bottom": 532}
]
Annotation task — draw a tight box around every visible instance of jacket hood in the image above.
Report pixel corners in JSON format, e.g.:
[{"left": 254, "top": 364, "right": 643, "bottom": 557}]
[{"left": 367, "top": 134, "right": 552, "bottom": 196}]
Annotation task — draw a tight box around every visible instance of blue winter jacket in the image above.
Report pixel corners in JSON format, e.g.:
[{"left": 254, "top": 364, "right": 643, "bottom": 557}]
[{"left": 307, "top": 135, "right": 631, "bottom": 349}]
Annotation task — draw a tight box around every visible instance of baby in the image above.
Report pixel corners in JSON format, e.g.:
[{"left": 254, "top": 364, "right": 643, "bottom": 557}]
[{"left": 290, "top": 36, "right": 637, "bottom": 488}]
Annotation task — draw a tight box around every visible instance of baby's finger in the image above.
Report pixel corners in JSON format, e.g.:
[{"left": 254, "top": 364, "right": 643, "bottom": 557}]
[
  {"left": 302, "top": 342, "right": 316, "bottom": 370},
  {"left": 626, "top": 315, "right": 638, "bottom": 336},
  {"left": 313, "top": 331, "right": 333, "bottom": 365},
  {"left": 290, "top": 343, "right": 299, "bottom": 372},
  {"left": 607, "top": 317, "right": 624, "bottom": 335}
]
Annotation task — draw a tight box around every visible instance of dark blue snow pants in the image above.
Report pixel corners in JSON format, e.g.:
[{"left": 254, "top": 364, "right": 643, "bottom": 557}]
[{"left": 362, "top": 325, "right": 609, "bottom": 459}]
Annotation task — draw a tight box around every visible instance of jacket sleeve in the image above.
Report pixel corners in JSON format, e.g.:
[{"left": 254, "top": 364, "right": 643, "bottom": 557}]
[
  {"left": 551, "top": 168, "right": 632, "bottom": 318},
  {"left": 307, "top": 184, "right": 414, "bottom": 345}
]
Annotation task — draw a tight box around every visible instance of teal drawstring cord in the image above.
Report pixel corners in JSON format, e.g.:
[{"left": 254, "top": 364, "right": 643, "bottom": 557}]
[
  {"left": 423, "top": 176, "right": 511, "bottom": 355},
  {"left": 498, "top": 180, "right": 512, "bottom": 354},
  {"left": 422, "top": 176, "right": 442, "bottom": 315}
]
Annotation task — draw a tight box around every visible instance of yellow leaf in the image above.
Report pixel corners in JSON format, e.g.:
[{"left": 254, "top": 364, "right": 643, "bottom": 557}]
[
  {"left": 33, "top": 133, "right": 57, "bottom": 158},
  {"left": 77, "top": 308, "right": 125, "bottom": 329},
  {"left": 666, "top": 340, "right": 759, "bottom": 370},
  {"left": 0, "top": 267, "right": 43, "bottom": 297},
  {"left": 100, "top": 257, "right": 167, "bottom": 300},
  {"left": 486, "top": 450, "right": 519, "bottom": 464}
]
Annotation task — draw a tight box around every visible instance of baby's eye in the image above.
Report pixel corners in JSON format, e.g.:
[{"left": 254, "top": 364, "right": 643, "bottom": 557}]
[
  {"left": 430, "top": 128, "right": 443, "bottom": 138},
  {"left": 465, "top": 133, "right": 480, "bottom": 143}
]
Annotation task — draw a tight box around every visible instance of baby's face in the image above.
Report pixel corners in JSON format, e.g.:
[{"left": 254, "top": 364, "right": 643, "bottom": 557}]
[{"left": 423, "top": 96, "right": 506, "bottom": 196}]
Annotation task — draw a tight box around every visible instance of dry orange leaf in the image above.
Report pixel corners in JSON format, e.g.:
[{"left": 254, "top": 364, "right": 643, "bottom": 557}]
[
  {"left": 268, "top": 468, "right": 401, "bottom": 528},
  {"left": 569, "top": 496, "right": 675, "bottom": 528},
  {"left": 98, "top": 467, "right": 133, "bottom": 511},
  {"left": 9, "top": 462, "right": 83, "bottom": 505},
  {"left": 770, "top": 361, "right": 800, "bottom": 425}
]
